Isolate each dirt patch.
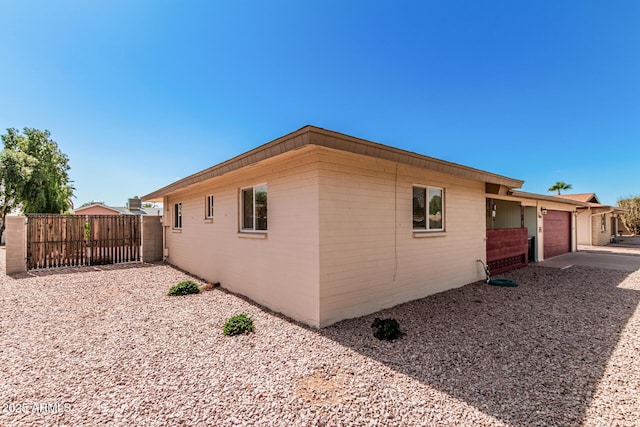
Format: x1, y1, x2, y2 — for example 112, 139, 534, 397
295, 370, 354, 406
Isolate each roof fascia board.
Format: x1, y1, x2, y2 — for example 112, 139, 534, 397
143, 125, 523, 200
509, 190, 590, 207
308, 128, 523, 188
142, 127, 311, 201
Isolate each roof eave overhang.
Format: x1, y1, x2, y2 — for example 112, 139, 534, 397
582, 204, 626, 213
508, 190, 591, 207
142, 126, 523, 201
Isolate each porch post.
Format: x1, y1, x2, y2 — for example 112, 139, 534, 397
571, 211, 578, 252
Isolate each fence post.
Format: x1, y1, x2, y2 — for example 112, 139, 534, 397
141, 216, 163, 262
5, 216, 27, 274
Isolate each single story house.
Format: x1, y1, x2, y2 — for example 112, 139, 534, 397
143, 125, 577, 327
74, 198, 162, 216
74, 203, 123, 215
556, 193, 625, 245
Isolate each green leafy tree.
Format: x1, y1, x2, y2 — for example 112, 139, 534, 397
0, 145, 36, 238
548, 181, 573, 195
429, 194, 442, 215
618, 196, 640, 235
1, 128, 74, 237
79, 200, 104, 208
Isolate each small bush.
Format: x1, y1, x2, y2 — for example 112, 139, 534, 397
167, 280, 200, 296
371, 317, 403, 341
223, 313, 255, 336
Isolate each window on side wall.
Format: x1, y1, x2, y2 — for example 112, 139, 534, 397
413, 186, 444, 231
173, 203, 182, 229
241, 184, 267, 231
601, 214, 606, 232
205, 195, 214, 219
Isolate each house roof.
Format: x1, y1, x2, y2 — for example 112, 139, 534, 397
74, 203, 162, 216
111, 206, 163, 216
74, 203, 122, 214
508, 190, 592, 207
142, 125, 524, 201
556, 193, 600, 203
556, 193, 625, 212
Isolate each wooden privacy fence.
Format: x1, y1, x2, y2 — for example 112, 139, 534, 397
27, 214, 141, 269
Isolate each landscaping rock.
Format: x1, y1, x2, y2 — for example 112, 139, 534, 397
1, 262, 639, 426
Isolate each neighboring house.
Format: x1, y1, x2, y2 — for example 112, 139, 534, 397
143, 125, 531, 328
556, 193, 625, 245
74, 203, 123, 215
74, 199, 162, 216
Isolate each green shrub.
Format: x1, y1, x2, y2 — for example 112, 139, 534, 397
223, 313, 255, 336
167, 280, 200, 296
371, 317, 403, 341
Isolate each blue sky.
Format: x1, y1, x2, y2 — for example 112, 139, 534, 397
1, 1, 638, 207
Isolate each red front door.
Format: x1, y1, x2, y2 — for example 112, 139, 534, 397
543, 210, 571, 258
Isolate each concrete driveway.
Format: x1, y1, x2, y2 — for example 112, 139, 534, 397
540, 247, 640, 271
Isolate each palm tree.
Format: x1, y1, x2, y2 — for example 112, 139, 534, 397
548, 181, 573, 195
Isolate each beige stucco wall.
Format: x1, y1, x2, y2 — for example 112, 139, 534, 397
577, 209, 616, 246
591, 212, 613, 246
163, 147, 321, 327
158, 145, 539, 328
487, 199, 521, 230
316, 148, 487, 326
576, 210, 591, 245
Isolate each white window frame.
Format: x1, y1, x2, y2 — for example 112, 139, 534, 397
412, 185, 445, 232
240, 183, 267, 232
173, 202, 182, 229
205, 195, 214, 219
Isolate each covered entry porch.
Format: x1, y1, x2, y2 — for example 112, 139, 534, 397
486, 198, 534, 274
485, 190, 585, 274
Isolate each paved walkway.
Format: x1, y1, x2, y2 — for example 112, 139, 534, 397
611, 235, 640, 248
540, 246, 640, 272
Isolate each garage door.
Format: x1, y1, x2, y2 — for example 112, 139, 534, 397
544, 210, 571, 258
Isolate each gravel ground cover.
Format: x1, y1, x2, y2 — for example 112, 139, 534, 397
1, 260, 639, 426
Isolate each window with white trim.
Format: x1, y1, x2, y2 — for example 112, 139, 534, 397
413, 186, 444, 231
241, 184, 267, 231
173, 203, 182, 229
205, 195, 214, 219
601, 214, 606, 232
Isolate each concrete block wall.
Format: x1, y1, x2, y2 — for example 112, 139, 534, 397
142, 216, 163, 262
5, 216, 27, 274
486, 228, 528, 261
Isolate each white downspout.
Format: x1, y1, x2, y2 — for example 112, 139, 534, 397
163, 196, 169, 262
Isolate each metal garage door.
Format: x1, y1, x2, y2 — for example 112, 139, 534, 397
543, 210, 571, 258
